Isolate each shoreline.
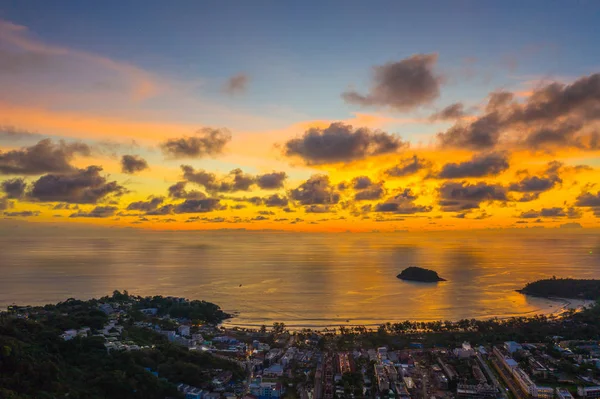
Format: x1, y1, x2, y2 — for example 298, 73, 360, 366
221, 296, 595, 332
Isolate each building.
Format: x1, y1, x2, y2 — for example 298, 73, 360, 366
512, 367, 553, 399
454, 342, 476, 358
456, 383, 497, 399
263, 363, 284, 377
578, 386, 600, 399
378, 347, 388, 360
556, 388, 575, 399
374, 364, 390, 392
250, 382, 282, 399
160, 330, 176, 342
98, 303, 114, 315
178, 325, 191, 337
61, 327, 90, 341
177, 383, 205, 399
504, 341, 523, 354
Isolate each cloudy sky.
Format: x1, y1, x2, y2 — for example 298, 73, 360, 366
1, 1, 600, 231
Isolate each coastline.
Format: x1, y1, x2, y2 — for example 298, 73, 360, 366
221, 295, 595, 332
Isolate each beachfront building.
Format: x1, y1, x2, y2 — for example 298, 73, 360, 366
578, 387, 600, 399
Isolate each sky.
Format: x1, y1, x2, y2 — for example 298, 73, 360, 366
1, 1, 600, 232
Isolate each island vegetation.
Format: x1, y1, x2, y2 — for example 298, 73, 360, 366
397, 266, 446, 282
518, 277, 600, 300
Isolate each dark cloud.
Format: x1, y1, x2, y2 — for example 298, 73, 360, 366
305, 205, 334, 213
0, 138, 91, 175
437, 112, 502, 150
283, 122, 406, 164
352, 176, 373, 190
509, 175, 561, 194
224, 73, 249, 95
1, 178, 27, 199
385, 155, 432, 177
486, 91, 514, 112
264, 194, 289, 207
146, 205, 175, 216
256, 172, 287, 189
523, 120, 587, 149
160, 127, 231, 159
181, 165, 257, 193
438, 181, 508, 211
126, 197, 164, 212
167, 181, 206, 200
342, 53, 441, 111
438, 74, 600, 150
173, 198, 223, 213
429, 103, 466, 121
507, 162, 563, 201
4, 210, 40, 217
69, 206, 118, 218
290, 175, 341, 205
215, 169, 255, 192
351, 176, 385, 201
438, 152, 510, 178
519, 207, 567, 219
30, 166, 126, 204
258, 210, 275, 216
0, 125, 42, 141
120, 155, 149, 174
373, 188, 431, 214
575, 191, 600, 207
181, 165, 217, 188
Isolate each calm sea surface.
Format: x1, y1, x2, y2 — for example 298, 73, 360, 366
1, 223, 599, 328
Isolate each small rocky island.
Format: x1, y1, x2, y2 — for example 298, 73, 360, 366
397, 266, 446, 282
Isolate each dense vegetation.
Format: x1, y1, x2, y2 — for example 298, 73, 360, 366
0, 316, 181, 399
0, 292, 241, 399
397, 266, 446, 282
518, 278, 600, 300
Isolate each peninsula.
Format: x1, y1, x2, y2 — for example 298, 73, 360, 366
518, 277, 600, 300
397, 266, 446, 282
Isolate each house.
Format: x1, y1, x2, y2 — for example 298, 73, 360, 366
178, 325, 191, 337
160, 330, 176, 342
263, 364, 284, 377
98, 303, 114, 314
504, 341, 523, 354
177, 383, 205, 399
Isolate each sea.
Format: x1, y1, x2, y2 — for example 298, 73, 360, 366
1, 222, 599, 329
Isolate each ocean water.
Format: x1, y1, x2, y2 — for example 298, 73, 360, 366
1, 223, 599, 328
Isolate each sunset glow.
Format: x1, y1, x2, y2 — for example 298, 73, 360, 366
1, 3, 600, 232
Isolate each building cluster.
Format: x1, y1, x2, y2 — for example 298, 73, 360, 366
49, 299, 600, 399
492, 340, 600, 399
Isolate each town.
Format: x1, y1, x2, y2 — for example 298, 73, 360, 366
3, 291, 600, 399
